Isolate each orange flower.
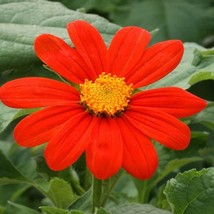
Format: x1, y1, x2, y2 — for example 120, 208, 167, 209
0, 20, 206, 180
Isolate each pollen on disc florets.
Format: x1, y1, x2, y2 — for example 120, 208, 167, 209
80, 72, 133, 117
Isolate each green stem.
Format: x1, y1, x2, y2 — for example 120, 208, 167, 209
92, 176, 102, 213
138, 180, 149, 203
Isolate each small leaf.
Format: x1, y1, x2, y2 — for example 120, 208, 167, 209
192, 49, 214, 67
189, 71, 214, 85
192, 102, 214, 131
40, 206, 69, 214
0, 150, 29, 185
110, 203, 171, 214
13, 108, 40, 121
40, 206, 85, 214
35, 156, 85, 195
164, 168, 214, 214
68, 188, 92, 212
69, 211, 85, 214
95, 207, 110, 214
47, 178, 76, 209
6, 201, 40, 214
0, 103, 18, 133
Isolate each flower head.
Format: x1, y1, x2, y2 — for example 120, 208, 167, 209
0, 20, 206, 180
80, 72, 133, 116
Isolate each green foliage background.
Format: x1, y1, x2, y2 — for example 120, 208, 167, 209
0, 0, 213, 214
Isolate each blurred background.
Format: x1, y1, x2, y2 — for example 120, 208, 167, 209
49, 0, 214, 47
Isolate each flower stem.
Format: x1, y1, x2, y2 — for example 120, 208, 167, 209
92, 176, 102, 213
138, 180, 149, 203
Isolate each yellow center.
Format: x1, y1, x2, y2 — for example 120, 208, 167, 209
80, 72, 133, 117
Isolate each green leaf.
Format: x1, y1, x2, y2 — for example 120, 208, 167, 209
0, 184, 29, 207
47, 178, 76, 209
6, 201, 40, 214
69, 211, 85, 214
192, 102, 214, 131
0, 150, 29, 185
188, 71, 214, 85
189, 49, 214, 84
155, 157, 202, 185
49, 0, 120, 13
112, 173, 138, 200
40, 206, 69, 214
0, 63, 59, 85
13, 108, 40, 121
95, 207, 110, 214
155, 185, 171, 211
152, 131, 208, 185
0, 103, 18, 133
35, 156, 85, 195
137, 132, 209, 204
145, 43, 214, 90
35, 156, 60, 179
110, 0, 214, 45
110, 203, 171, 214
164, 168, 214, 214
0, 0, 119, 84
40, 206, 85, 214
9, 147, 37, 180
68, 188, 92, 212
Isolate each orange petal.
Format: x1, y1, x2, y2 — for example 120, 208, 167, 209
131, 87, 207, 118
34, 34, 92, 83
0, 77, 79, 108
127, 40, 184, 88
45, 111, 94, 171
125, 106, 191, 150
108, 26, 150, 77
116, 117, 158, 180
14, 104, 82, 147
67, 20, 108, 79
86, 118, 123, 180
